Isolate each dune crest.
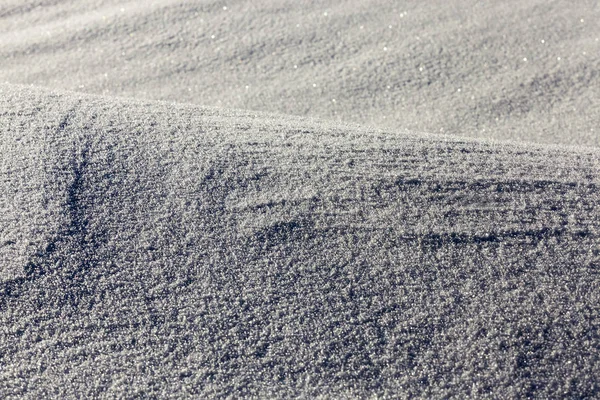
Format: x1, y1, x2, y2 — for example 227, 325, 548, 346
1, 84, 599, 398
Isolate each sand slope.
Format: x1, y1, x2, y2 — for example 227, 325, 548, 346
1, 84, 599, 398
1, 0, 599, 146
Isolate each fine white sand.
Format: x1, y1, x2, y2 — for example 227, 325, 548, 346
1, 1, 600, 398
1, 0, 598, 146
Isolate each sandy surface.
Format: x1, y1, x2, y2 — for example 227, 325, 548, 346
1, 1, 600, 399
1, 0, 599, 146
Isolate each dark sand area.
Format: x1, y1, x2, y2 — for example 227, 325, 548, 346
1, 1, 600, 398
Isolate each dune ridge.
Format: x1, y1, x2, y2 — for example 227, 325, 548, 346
1, 84, 599, 398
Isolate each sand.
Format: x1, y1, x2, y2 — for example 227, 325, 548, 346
1, 1, 600, 398
1, 0, 599, 146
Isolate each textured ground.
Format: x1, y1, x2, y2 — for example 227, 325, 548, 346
0, 0, 599, 146
1, 1, 600, 399
2, 84, 600, 398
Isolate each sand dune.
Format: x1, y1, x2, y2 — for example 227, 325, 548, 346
2, 0, 600, 398
1, 84, 599, 397
1, 0, 599, 146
